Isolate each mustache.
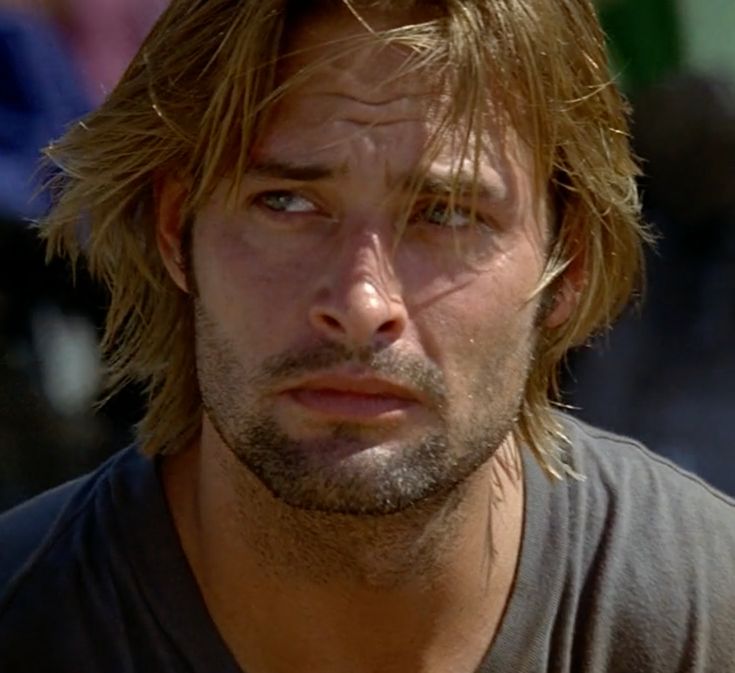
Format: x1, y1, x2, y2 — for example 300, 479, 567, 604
249, 342, 448, 410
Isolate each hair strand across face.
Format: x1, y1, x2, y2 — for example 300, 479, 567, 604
40, 0, 651, 474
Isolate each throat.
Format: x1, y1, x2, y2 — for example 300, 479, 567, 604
222, 446, 491, 587
266, 490, 470, 588
162, 436, 524, 673
163, 429, 525, 587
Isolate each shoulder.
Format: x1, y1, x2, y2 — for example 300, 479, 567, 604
0, 447, 153, 670
560, 413, 735, 521
0, 475, 95, 592
557, 414, 735, 669
559, 412, 735, 564
0, 447, 139, 602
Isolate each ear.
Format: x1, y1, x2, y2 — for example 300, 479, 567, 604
155, 175, 190, 293
543, 252, 585, 329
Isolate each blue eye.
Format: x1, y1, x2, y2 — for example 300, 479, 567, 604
421, 203, 473, 228
258, 191, 318, 214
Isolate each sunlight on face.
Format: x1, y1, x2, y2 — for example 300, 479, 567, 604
190, 9, 549, 514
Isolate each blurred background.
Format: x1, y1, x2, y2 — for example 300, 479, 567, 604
0, 0, 733, 510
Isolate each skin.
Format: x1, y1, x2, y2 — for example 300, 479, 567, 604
157, 8, 575, 673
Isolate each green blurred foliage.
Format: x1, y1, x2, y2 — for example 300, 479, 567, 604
597, 0, 683, 92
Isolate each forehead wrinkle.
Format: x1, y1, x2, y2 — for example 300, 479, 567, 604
297, 86, 431, 129
249, 137, 512, 206
280, 29, 436, 113
320, 92, 427, 122
323, 90, 425, 107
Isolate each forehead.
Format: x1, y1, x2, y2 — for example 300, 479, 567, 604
277, 8, 440, 116
253, 8, 523, 181
282, 2, 440, 66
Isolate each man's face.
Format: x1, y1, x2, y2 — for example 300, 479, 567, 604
171, 11, 558, 515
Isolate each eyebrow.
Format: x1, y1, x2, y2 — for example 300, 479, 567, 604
246, 159, 507, 203
415, 173, 507, 203
246, 159, 340, 182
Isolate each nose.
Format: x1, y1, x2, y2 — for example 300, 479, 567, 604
308, 231, 408, 349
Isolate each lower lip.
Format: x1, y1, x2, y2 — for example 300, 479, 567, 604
285, 389, 415, 420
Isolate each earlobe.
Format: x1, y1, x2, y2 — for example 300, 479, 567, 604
155, 175, 190, 293
543, 254, 585, 329
544, 279, 578, 329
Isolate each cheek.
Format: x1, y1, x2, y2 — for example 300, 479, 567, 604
396, 224, 543, 309
401, 243, 533, 331
192, 222, 317, 343
194, 219, 309, 298
416, 293, 539, 431
407, 256, 542, 381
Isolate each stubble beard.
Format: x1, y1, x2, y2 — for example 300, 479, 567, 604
194, 301, 533, 519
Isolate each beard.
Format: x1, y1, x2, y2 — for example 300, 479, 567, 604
194, 302, 533, 517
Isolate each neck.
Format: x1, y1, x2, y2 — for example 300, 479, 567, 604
163, 422, 524, 673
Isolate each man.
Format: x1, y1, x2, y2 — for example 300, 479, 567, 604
1, 1, 733, 672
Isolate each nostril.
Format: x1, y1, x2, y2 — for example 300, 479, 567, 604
378, 318, 401, 335
308, 285, 408, 346
320, 314, 344, 331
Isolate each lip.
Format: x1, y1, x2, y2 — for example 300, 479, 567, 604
276, 372, 422, 421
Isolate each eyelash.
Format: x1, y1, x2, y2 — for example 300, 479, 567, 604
413, 202, 477, 229
253, 190, 488, 230
255, 191, 319, 214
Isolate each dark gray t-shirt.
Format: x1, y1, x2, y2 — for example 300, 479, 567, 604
1, 415, 734, 672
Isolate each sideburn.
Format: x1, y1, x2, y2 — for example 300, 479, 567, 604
181, 213, 197, 297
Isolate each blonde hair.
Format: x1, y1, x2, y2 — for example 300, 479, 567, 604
42, 0, 649, 475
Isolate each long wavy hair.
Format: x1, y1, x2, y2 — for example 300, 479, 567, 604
42, 0, 649, 476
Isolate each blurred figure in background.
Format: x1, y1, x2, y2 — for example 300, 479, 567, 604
569, 73, 735, 496
0, 0, 166, 102
0, 2, 95, 509
0, 213, 109, 509
0, 0, 161, 508
0, 2, 89, 218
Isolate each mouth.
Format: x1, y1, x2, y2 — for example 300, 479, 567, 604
277, 372, 422, 422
